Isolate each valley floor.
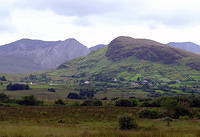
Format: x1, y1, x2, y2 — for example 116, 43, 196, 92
0, 106, 200, 137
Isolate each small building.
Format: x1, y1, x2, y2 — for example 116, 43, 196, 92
131, 82, 139, 86
84, 81, 90, 84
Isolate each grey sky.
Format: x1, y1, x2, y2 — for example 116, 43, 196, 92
0, 0, 200, 47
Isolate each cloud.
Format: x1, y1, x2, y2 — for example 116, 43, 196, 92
17, 0, 119, 16
0, 0, 200, 46
5, 0, 200, 27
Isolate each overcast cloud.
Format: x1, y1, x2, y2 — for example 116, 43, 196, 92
0, 0, 200, 47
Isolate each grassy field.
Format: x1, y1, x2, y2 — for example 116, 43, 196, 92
0, 106, 199, 137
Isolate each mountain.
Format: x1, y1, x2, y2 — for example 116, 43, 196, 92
167, 42, 200, 54
43, 36, 200, 83
89, 44, 107, 51
0, 38, 90, 73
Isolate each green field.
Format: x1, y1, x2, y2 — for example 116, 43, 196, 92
0, 106, 199, 137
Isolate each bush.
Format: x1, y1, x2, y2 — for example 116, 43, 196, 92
138, 109, 160, 119
81, 100, 93, 106
79, 89, 95, 99
179, 115, 190, 120
17, 95, 43, 106
130, 99, 138, 106
141, 101, 160, 107
118, 114, 138, 130
48, 88, 56, 92
7, 83, 30, 91
93, 100, 103, 106
101, 97, 108, 100
54, 99, 65, 105
115, 99, 138, 107
67, 93, 81, 99
0, 93, 9, 102
0, 76, 6, 81
173, 106, 192, 119
81, 100, 103, 106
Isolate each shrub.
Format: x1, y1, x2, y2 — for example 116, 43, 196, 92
173, 106, 192, 119
79, 89, 95, 99
17, 95, 43, 106
138, 109, 160, 119
101, 97, 108, 100
67, 93, 81, 99
81, 100, 103, 106
7, 83, 30, 91
93, 100, 103, 106
48, 88, 56, 92
0, 93, 9, 102
195, 112, 200, 119
118, 114, 138, 130
81, 100, 93, 106
179, 115, 190, 120
130, 99, 138, 106
115, 99, 138, 107
0, 76, 6, 81
141, 101, 160, 107
54, 99, 65, 105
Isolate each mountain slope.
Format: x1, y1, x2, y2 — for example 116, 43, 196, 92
45, 36, 200, 84
167, 42, 200, 53
106, 36, 189, 64
0, 38, 90, 73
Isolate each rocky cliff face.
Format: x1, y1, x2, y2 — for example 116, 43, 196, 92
0, 38, 90, 73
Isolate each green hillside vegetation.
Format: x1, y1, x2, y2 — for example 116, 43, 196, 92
25, 37, 198, 98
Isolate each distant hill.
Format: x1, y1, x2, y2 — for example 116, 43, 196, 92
167, 42, 200, 54
89, 44, 107, 51
43, 36, 200, 82
0, 38, 90, 73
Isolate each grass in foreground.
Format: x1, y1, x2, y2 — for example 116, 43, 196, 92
0, 106, 199, 137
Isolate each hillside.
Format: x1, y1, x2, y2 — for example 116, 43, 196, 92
28, 36, 199, 97
0, 38, 90, 73
56, 36, 200, 77
167, 42, 200, 54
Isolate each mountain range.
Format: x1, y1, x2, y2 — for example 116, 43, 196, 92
167, 42, 200, 54
0, 38, 90, 73
1, 36, 200, 74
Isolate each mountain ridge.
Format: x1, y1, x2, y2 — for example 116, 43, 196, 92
0, 38, 90, 73
167, 42, 200, 54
